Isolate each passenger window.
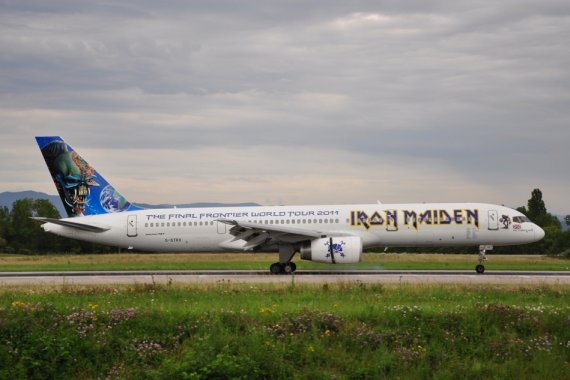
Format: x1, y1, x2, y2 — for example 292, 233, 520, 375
292, 220, 295, 224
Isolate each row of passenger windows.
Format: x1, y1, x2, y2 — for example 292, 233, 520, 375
144, 218, 343, 228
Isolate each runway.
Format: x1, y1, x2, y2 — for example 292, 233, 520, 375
1, 270, 570, 285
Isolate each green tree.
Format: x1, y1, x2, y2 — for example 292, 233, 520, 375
521, 188, 560, 229
33, 199, 61, 219
0, 206, 8, 250
565, 215, 570, 228
527, 189, 547, 219
6, 198, 67, 254
9, 198, 43, 253
32, 199, 63, 253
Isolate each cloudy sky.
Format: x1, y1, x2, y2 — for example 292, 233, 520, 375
1, 1, 569, 213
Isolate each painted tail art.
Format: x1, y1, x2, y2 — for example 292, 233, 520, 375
35, 136, 143, 217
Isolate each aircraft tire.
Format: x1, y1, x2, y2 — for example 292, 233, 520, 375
283, 262, 298, 274
270, 262, 283, 274
475, 264, 485, 274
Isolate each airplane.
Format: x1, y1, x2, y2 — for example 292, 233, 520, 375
33, 136, 545, 274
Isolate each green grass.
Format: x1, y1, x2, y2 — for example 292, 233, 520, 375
1, 252, 569, 272
0, 283, 569, 379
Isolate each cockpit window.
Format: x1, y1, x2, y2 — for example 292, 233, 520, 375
513, 216, 531, 223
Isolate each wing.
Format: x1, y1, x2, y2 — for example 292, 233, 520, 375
217, 219, 352, 250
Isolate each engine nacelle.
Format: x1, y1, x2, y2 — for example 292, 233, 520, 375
300, 237, 362, 264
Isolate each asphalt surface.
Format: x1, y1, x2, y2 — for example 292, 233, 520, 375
1, 270, 569, 285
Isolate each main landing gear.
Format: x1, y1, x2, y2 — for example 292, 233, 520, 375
476, 245, 493, 274
269, 244, 298, 274
270, 262, 297, 274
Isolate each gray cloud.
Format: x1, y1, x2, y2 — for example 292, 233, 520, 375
1, 1, 568, 212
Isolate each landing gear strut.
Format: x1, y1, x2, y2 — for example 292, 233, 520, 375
269, 244, 298, 274
476, 245, 493, 274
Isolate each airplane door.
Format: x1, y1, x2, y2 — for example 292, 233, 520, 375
217, 221, 226, 234
488, 210, 499, 230
127, 215, 138, 237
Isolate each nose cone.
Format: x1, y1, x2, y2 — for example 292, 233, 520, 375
535, 225, 545, 241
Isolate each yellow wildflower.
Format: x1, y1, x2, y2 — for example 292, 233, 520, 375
11, 301, 27, 309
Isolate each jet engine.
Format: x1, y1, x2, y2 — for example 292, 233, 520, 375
300, 237, 362, 264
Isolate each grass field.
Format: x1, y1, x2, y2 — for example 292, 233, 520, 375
1, 252, 569, 272
0, 283, 569, 379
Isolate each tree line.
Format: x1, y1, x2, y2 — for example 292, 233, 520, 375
514, 188, 570, 257
0, 199, 112, 254
0, 189, 568, 256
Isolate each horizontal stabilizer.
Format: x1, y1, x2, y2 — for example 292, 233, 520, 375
31, 217, 110, 233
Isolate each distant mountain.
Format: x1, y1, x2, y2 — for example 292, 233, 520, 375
0, 191, 260, 217
0, 191, 66, 216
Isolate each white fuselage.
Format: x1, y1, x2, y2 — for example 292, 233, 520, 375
41, 203, 544, 252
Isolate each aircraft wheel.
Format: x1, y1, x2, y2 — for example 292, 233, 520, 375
283, 262, 297, 274
270, 262, 283, 274
475, 264, 485, 274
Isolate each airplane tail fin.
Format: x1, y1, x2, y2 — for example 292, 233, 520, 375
35, 136, 143, 217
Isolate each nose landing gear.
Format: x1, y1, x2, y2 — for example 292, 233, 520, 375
476, 245, 493, 274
